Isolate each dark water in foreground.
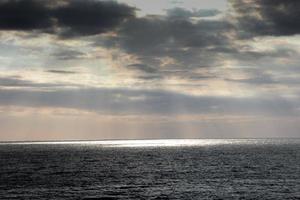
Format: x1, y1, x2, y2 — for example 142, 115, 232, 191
0, 139, 299, 199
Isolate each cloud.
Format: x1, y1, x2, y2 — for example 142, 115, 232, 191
0, 87, 298, 117
100, 14, 234, 74
0, 0, 52, 31
100, 9, 298, 77
53, 0, 135, 37
127, 63, 158, 73
0, 76, 78, 88
226, 74, 277, 85
230, 0, 300, 37
0, 0, 135, 37
51, 49, 86, 60
115, 16, 232, 55
46, 70, 77, 74
0, 76, 63, 88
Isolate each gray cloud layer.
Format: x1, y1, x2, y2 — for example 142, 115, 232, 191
0, 87, 298, 117
98, 1, 300, 75
100, 14, 235, 74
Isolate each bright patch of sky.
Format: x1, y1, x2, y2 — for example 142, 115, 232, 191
117, 0, 228, 16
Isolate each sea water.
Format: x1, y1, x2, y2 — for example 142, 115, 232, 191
0, 139, 299, 199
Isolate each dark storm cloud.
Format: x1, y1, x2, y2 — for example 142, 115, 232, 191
230, 0, 300, 37
0, 0, 51, 30
53, 0, 135, 37
0, 0, 135, 37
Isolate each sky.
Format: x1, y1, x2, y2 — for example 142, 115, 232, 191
0, 0, 300, 141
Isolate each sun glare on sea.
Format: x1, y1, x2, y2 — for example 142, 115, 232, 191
1, 139, 280, 147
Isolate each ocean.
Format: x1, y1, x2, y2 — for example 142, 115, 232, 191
0, 139, 299, 199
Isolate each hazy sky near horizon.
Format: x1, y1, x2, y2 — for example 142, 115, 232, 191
0, 0, 300, 141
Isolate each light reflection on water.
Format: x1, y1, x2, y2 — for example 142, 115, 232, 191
2, 138, 299, 147
0, 138, 299, 199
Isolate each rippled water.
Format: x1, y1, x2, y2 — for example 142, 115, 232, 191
0, 139, 299, 199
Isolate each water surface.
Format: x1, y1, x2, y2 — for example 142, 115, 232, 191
0, 139, 299, 199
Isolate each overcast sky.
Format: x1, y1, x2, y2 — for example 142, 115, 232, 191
0, 0, 300, 141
